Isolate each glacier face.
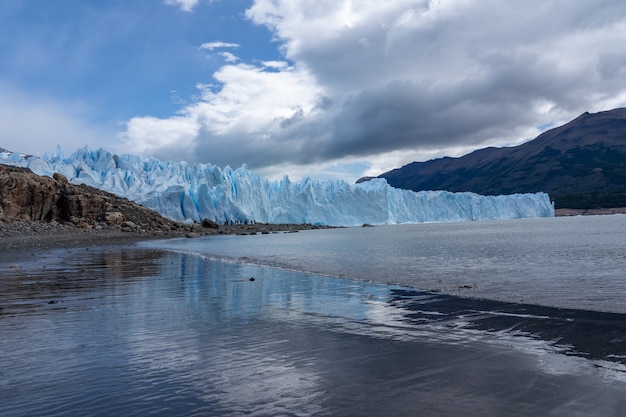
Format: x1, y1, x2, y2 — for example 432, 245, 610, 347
0, 146, 554, 226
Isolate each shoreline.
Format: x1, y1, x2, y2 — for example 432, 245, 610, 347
4, 208, 626, 267
4, 208, 626, 265
0, 219, 333, 265
6, 215, 626, 321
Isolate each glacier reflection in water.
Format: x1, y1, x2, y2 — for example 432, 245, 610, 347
1, 247, 626, 417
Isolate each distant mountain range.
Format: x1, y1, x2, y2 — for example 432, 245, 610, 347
372, 108, 626, 209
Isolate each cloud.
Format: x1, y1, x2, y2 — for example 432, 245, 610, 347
0, 85, 112, 157
120, 61, 324, 169
219, 52, 239, 63
200, 41, 241, 50
122, 0, 626, 180
200, 42, 242, 65
164, 0, 199, 12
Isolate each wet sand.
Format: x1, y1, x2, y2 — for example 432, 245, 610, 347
2, 246, 626, 416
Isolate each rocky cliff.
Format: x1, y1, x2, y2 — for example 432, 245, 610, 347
0, 164, 185, 231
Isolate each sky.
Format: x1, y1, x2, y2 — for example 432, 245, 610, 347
1, 0, 626, 182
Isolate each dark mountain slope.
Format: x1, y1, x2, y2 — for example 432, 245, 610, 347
378, 108, 626, 209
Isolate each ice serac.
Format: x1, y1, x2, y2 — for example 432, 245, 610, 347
0, 146, 555, 226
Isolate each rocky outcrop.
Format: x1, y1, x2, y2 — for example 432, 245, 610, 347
0, 164, 183, 230
1, 165, 64, 221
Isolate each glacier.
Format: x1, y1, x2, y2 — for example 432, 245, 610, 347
0, 146, 554, 226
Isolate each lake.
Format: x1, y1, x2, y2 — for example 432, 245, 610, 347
1, 215, 626, 416
144, 215, 626, 313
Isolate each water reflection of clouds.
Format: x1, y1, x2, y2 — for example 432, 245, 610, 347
4, 247, 626, 416
150, 252, 626, 385
122, 324, 327, 415
116, 253, 326, 415
143, 217, 626, 314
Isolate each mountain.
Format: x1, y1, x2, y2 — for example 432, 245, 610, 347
0, 147, 554, 226
377, 108, 626, 209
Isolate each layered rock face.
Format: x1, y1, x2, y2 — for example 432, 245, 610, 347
0, 164, 177, 229
0, 165, 62, 221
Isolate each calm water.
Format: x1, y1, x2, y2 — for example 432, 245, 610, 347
143, 215, 626, 313
2, 215, 626, 416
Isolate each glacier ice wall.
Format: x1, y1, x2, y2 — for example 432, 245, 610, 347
0, 146, 554, 225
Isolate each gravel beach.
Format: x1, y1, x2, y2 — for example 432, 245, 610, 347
0, 217, 332, 265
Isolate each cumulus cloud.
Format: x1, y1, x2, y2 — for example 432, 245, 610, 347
123, 0, 626, 180
164, 0, 199, 13
120, 61, 324, 168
